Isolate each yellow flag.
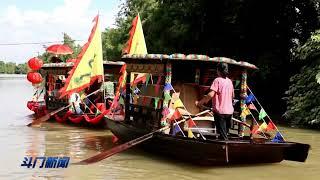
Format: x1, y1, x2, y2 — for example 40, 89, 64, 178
240, 106, 251, 117
60, 15, 103, 98
123, 14, 148, 54
258, 122, 268, 132
173, 99, 184, 109
188, 129, 195, 138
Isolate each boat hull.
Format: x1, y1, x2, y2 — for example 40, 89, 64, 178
105, 117, 310, 165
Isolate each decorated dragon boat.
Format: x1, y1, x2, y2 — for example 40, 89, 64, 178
26, 60, 124, 127
26, 15, 125, 128
99, 53, 310, 165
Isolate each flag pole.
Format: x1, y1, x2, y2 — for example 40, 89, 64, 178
171, 87, 206, 140
247, 86, 286, 141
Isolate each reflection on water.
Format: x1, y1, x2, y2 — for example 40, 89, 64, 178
0, 78, 320, 180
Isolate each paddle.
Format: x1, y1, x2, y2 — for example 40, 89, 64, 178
27, 89, 101, 127
75, 118, 188, 165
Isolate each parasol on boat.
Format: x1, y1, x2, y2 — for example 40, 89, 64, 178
46, 44, 73, 55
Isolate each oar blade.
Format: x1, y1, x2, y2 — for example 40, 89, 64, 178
75, 134, 154, 165
27, 114, 51, 127
75, 144, 128, 165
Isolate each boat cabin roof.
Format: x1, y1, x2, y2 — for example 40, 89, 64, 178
41, 60, 125, 69
122, 54, 258, 70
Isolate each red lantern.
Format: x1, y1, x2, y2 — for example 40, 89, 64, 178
28, 57, 43, 70
27, 72, 43, 84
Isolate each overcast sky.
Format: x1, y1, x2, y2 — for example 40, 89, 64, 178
0, 0, 122, 63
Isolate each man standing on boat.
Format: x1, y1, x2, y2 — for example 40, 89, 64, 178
196, 63, 234, 140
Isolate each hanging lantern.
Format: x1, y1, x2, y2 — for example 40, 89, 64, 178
27, 72, 43, 84
27, 57, 43, 70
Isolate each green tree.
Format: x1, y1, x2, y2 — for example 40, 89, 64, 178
284, 30, 320, 128
15, 63, 27, 74
0, 61, 5, 73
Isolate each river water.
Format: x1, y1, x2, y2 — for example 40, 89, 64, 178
0, 77, 319, 180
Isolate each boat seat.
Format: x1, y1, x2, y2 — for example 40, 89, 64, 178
192, 116, 215, 121
189, 127, 217, 136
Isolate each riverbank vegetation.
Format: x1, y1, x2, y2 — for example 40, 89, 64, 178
0, 61, 27, 74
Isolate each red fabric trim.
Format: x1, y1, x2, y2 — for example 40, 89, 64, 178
84, 109, 109, 124
54, 110, 73, 123
131, 75, 147, 85
122, 15, 139, 54
68, 115, 84, 123
59, 15, 101, 98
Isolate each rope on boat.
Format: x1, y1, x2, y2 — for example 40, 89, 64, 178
247, 86, 286, 141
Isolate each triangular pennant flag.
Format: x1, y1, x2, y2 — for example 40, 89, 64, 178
235, 80, 240, 88
245, 93, 255, 104
119, 96, 125, 106
173, 99, 184, 109
266, 121, 276, 131
171, 123, 180, 136
169, 109, 182, 121
164, 92, 171, 101
95, 109, 101, 116
164, 83, 173, 91
251, 125, 260, 134
133, 87, 140, 94
271, 132, 284, 143
259, 108, 267, 120
59, 15, 103, 98
122, 14, 148, 54
248, 103, 257, 110
257, 122, 268, 132
145, 74, 151, 86
154, 97, 159, 109
241, 106, 251, 117
162, 108, 170, 116
188, 129, 195, 138
132, 73, 148, 85
188, 118, 196, 128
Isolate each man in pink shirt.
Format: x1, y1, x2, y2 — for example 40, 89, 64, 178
196, 63, 234, 140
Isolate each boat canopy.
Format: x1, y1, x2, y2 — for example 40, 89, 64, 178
41, 61, 125, 69
122, 54, 258, 70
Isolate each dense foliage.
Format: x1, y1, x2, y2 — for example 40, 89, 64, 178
284, 30, 320, 128
103, 0, 319, 122
0, 61, 27, 74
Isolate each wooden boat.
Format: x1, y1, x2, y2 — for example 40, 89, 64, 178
27, 61, 124, 128
104, 53, 310, 165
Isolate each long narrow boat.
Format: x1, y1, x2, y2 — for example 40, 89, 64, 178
105, 117, 309, 165
105, 54, 310, 165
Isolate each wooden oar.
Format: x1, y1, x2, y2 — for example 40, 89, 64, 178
27, 89, 101, 127
27, 105, 71, 127
75, 118, 188, 165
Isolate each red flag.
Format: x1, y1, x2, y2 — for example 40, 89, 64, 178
248, 103, 257, 110
188, 118, 196, 128
266, 121, 276, 131
169, 109, 182, 121
251, 125, 259, 134
120, 64, 126, 73
112, 135, 119, 143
